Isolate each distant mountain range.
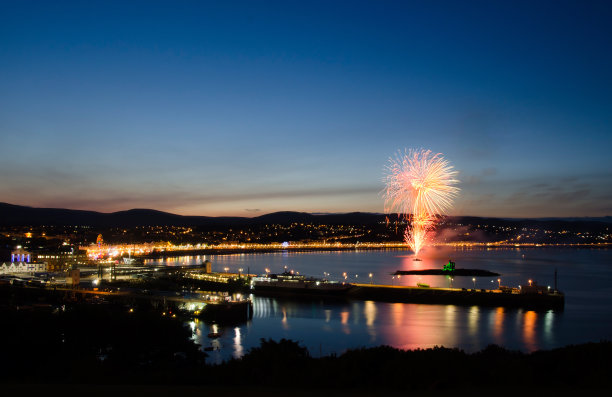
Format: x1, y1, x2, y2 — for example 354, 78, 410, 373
0, 202, 384, 227
0, 202, 610, 227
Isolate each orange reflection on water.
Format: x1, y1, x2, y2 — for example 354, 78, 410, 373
364, 301, 377, 326
340, 311, 351, 335
364, 300, 377, 340
492, 307, 505, 344
281, 308, 289, 330
379, 303, 459, 350
523, 310, 537, 351
340, 311, 350, 325
467, 306, 480, 335
390, 303, 405, 326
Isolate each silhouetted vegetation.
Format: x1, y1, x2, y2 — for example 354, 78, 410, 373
1, 300, 611, 390
0, 304, 205, 384
207, 340, 612, 390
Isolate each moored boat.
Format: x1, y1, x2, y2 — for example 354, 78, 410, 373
251, 271, 352, 295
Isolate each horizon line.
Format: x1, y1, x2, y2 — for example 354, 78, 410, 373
1, 202, 609, 221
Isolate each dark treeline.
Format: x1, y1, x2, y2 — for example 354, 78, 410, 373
1, 303, 610, 391
212, 339, 612, 390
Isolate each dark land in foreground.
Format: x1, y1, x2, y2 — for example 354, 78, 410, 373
1, 286, 608, 393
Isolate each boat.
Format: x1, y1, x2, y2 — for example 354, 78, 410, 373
252, 271, 353, 295
121, 252, 144, 265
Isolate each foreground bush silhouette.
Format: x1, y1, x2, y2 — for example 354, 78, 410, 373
0, 304, 206, 383
206, 339, 612, 390
1, 302, 611, 390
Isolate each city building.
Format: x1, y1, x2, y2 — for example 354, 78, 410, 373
11, 247, 32, 263
34, 246, 87, 272
0, 262, 47, 274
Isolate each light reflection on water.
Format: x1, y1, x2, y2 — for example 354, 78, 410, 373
156, 247, 612, 364
233, 327, 243, 358
492, 307, 505, 345
195, 296, 562, 364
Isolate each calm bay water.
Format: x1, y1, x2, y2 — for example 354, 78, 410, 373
146, 247, 612, 364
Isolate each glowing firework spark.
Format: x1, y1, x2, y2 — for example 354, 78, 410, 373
383, 149, 459, 256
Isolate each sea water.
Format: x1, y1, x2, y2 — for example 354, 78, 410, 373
147, 247, 612, 363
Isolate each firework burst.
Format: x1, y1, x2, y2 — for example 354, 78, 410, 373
383, 149, 459, 256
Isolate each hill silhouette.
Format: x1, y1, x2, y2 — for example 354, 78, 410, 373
0, 202, 384, 227
0, 203, 609, 233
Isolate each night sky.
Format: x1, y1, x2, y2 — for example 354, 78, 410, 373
1, 1, 611, 217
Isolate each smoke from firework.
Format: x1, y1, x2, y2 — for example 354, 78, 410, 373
383, 149, 460, 256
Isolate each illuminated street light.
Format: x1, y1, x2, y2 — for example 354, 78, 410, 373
369, 273, 373, 284
497, 278, 501, 288
472, 277, 476, 289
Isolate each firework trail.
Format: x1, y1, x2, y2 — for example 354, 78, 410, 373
383, 149, 459, 256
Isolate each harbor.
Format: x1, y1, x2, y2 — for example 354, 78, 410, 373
1, 246, 604, 365
242, 259, 564, 309
1, 252, 565, 323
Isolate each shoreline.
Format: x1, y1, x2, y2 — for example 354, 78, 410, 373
138, 242, 611, 260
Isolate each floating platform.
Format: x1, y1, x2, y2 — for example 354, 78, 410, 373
393, 269, 500, 277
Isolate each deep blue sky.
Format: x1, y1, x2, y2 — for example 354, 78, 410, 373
1, 0, 611, 217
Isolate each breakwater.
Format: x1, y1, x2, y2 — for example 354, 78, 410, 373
251, 283, 564, 309
346, 283, 564, 309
